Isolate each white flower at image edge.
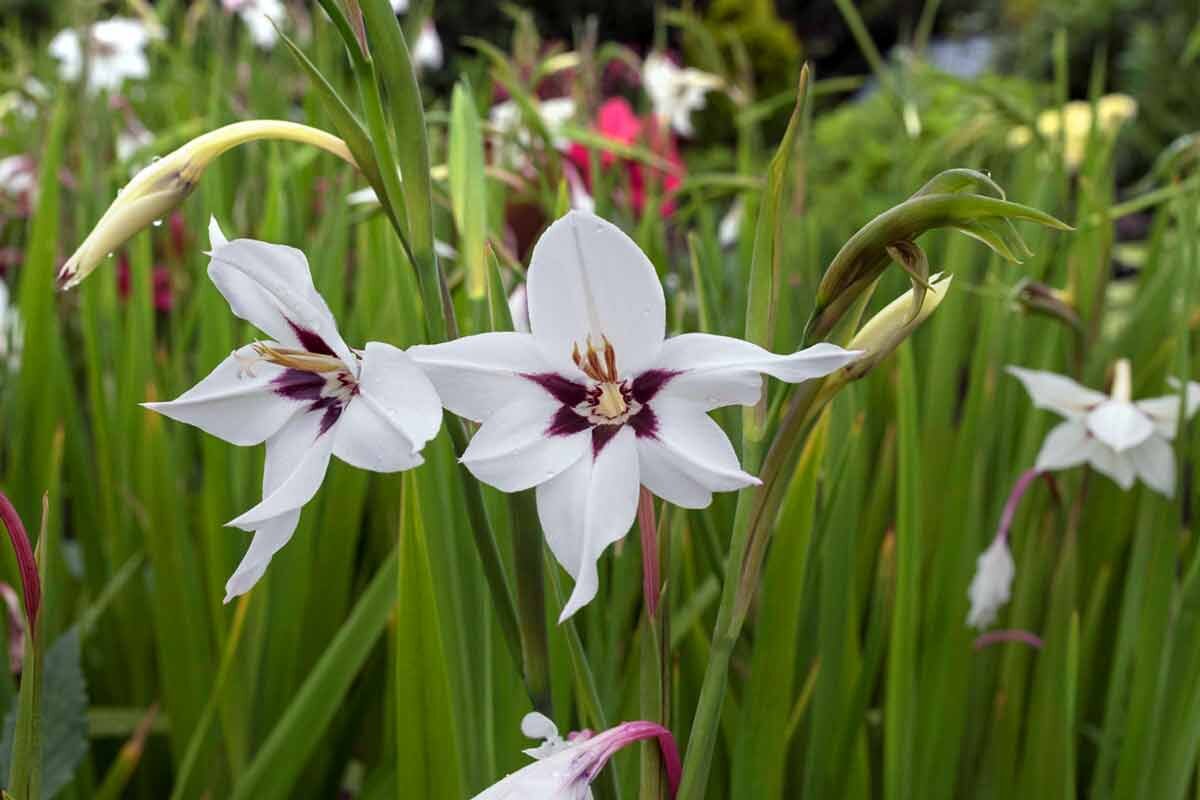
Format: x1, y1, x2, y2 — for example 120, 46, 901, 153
49, 17, 161, 95
472, 712, 674, 799
410, 211, 859, 620
966, 536, 1014, 630
1009, 361, 1200, 497
223, 0, 288, 49
642, 52, 723, 138
144, 220, 442, 600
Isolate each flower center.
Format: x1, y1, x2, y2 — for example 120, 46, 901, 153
572, 335, 637, 423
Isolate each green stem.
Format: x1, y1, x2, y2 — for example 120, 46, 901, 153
511, 491, 552, 715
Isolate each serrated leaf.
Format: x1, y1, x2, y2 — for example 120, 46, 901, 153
0, 628, 88, 800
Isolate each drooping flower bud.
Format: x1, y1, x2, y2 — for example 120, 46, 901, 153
838, 272, 953, 382
0, 491, 40, 639
58, 121, 356, 290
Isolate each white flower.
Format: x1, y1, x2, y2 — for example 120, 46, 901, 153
967, 536, 1014, 630
49, 17, 160, 95
1009, 360, 1199, 497
0, 155, 36, 201
489, 97, 577, 167
223, 0, 287, 49
413, 21, 443, 71
472, 712, 679, 800
144, 220, 442, 600
391, 0, 410, 13
410, 212, 859, 619
717, 197, 744, 248
642, 52, 723, 138
0, 279, 22, 372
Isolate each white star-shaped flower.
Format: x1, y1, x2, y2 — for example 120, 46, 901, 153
145, 220, 442, 600
1009, 360, 1199, 497
411, 211, 858, 619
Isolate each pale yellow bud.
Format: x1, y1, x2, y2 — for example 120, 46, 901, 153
840, 272, 953, 381
58, 120, 356, 290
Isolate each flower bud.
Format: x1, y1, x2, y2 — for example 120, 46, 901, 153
839, 272, 953, 381
58, 120, 355, 290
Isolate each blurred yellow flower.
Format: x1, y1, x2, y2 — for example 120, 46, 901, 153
1007, 94, 1137, 169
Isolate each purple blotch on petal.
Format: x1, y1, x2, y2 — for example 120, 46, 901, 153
629, 406, 659, 439
272, 369, 325, 401
631, 370, 680, 405
288, 320, 338, 357
523, 373, 588, 406
591, 424, 622, 457
547, 406, 591, 438
309, 396, 344, 436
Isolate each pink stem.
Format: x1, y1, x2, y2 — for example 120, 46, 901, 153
638, 488, 660, 619
995, 467, 1043, 545
973, 629, 1045, 650
0, 491, 39, 639
586, 721, 683, 797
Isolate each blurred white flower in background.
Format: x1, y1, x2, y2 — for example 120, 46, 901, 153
642, 52, 723, 137
1009, 360, 1199, 497
391, 0, 410, 12
413, 21, 443, 71
489, 96, 576, 167
0, 156, 36, 201
49, 17, 161, 95
718, 197, 744, 248
0, 280, 23, 373
223, 0, 287, 49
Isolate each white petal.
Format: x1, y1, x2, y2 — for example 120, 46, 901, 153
521, 712, 561, 742
49, 30, 82, 82
142, 344, 296, 445
643, 397, 760, 495
1135, 395, 1183, 439
1007, 366, 1106, 419
1128, 435, 1176, 498
228, 410, 335, 530
1086, 400, 1155, 452
461, 398, 590, 492
536, 426, 640, 621
206, 219, 355, 367
654, 335, 859, 410
408, 332, 555, 422
333, 343, 442, 472
966, 537, 1014, 630
1086, 440, 1136, 490
223, 510, 300, 601
527, 211, 665, 376
637, 438, 713, 508
1034, 421, 1093, 472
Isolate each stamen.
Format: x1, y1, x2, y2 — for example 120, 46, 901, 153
602, 336, 618, 383
252, 342, 347, 375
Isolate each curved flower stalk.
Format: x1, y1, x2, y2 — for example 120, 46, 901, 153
472, 712, 682, 799
144, 221, 442, 600
222, 0, 287, 50
49, 17, 161, 95
1008, 360, 1200, 497
967, 467, 1044, 630
642, 53, 724, 138
57, 121, 357, 290
411, 211, 859, 619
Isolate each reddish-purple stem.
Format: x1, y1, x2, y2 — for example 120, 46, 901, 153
637, 488, 660, 619
973, 629, 1045, 650
0, 491, 39, 639
995, 467, 1044, 546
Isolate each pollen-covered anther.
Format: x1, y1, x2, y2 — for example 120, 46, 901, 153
251, 341, 348, 375
573, 335, 621, 383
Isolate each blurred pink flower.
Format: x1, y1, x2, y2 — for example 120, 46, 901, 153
567, 98, 684, 217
